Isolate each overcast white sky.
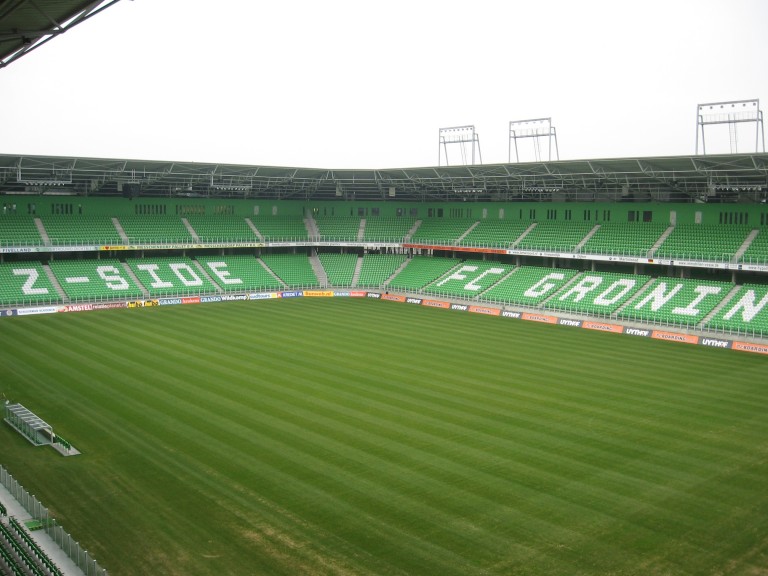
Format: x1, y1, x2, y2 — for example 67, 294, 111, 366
1, 0, 766, 168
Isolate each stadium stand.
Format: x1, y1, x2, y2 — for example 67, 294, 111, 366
315, 217, 361, 242
127, 256, 220, 297
516, 222, 595, 252
40, 216, 122, 246
544, 271, 652, 316
580, 223, 667, 257
0, 517, 62, 576
481, 266, 580, 306
186, 217, 260, 243
196, 255, 282, 291
0, 262, 61, 307
739, 228, 768, 264
409, 220, 475, 245
458, 220, 531, 248
249, 217, 308, 242
386, 256, 461, 291
654, 224, 752, 262
318, 253, 357, 286
118, 216, 194, 244
703, 284, 768, 336
356, 254, 408, 287
260, 254, 319, 287
617, 278, 732, 327
423, 260, 516, 299
363, 218, 415, 243
0, 215, 44, 246
49, 259, 144, 302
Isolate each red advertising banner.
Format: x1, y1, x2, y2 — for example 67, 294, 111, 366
521, 312, 557, 324
582, 321, 624, 334
651, 330, 699, 345
182, 297, 201, 305
469, 306, 501, 316
382, 294, 406, 302
422, 299, 450, 309
732, 341, 768, 355
349, 291, 367, 297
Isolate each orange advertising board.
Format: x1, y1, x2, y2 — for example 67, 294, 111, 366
521, 312, 557, 324
651, 331, 699, 345
582, 321, 624, 333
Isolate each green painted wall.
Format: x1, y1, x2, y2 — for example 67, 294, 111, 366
3, 195, 767, 226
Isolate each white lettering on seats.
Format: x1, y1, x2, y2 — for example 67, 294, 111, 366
436, 265, 478, 287
465, 267, 505, 291
593, 279, 637, 306
723, 289, 768, 322
169, 263, 203, 287
13, 268, 48, 295
558, 275, 603, 302
524, 273, 565, 298
633, 282, 682, 311
206, 261, 243, 285
136, 264, 174, 288
672, 285, 722, 316
96, 265, 130, 290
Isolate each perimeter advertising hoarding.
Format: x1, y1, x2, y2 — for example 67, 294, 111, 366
651, 331, 699, 345
366, 292, 382, 299
469, 306, 500, 316
521, 312, 557, 324
382, 294, 406, 302
582, 321, 624, 334
304, 291, 334, 298
732, 341, 768, 354
422, 300, 450, 309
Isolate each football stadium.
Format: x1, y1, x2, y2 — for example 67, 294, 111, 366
2, 3, 768, 576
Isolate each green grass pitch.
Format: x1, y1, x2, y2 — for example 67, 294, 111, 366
1, 298, 767, 575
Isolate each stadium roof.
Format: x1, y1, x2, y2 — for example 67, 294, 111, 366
0, 0, 123, 68
1, 152, 767, 203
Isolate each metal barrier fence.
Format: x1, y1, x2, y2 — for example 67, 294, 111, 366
0, 464, 108, 576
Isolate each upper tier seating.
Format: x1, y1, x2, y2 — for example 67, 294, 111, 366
315, 217, 361, 242
387, 256, 461, 291
0, 215, 43, 246
516, 222, 595, 252
409, 220, 475, 245
0, 262, 61, 306
119, 217, 194, 244
581, 223, 667, 257
654, 225, 751, 262
127, 256, 220, 297
739, 228, 768, 264
250, 217, 308, 242
617, 278, 732, 327
195, 255, 282, 291
41, 216, 123, 246
186, 217, 260, 243
363, 218, 416, 243
318, 253, 357, 286
458, 220, 531, 248
260, 254, 318, 287
49, 259, 143, 301
544, 271, 652, 315
423, 260, 515, 299
481, 266, 580, 306
356, 254, 407, 287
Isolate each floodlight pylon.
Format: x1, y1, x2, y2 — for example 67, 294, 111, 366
508, 117, 559, 163
695, 99, 765, 155
438, 125, 483, 166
